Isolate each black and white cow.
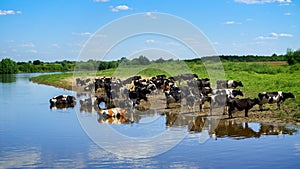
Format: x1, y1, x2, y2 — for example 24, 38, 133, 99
210, 89, 244, 115
164, 86, 182, 108
258, 92, 295, 111
227, 98, 260, 118
49, 95, 76, 109
174, 73, 198, 85
128, 87, 152, 108
212, 89, 244, 99
217, 80, 243, 89
186, 91, 210, 112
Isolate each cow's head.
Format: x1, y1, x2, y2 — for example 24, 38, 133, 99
284, 92, 295, 99
252, 98, 260, 105
232, 89, 244, 97
237, 81, 243, 87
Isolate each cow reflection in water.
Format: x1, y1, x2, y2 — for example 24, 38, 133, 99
165, 112, 297, 139
50, 104, 75, 110
165, 112, 209, 133
98, 114, 133, 124
214, 121, 297, 139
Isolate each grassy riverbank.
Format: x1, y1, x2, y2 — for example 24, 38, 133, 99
29, 61, 300, 124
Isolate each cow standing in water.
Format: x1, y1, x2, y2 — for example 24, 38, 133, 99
50, 95, 76, 106
258, 92, 295, 111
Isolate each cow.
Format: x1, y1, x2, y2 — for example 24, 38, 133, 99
174, 73, 198, 85
98, 107, 127, 118
217, 80, 243, 89
210, 89, 244, 115
258, 92, 295, 111
98, 115, 132, 124
164, 86, 182, 108
227, 98, 260, 118
187, 78, 210, 89
128, 87, 152, 108
122, 76, 142, 86
212, 89, 244, 99
76, 78, 86, 86
49, 95, 76, 106
79, 96, 98, 113
186, 92, 210, 112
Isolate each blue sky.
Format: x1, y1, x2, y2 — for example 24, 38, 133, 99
0, 0, 299, 61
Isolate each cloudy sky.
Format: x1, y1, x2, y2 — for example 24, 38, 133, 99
0, 0, 299, 61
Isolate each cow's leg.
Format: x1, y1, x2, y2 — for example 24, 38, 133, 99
166, 101, 170, 109
277, 102, 281, 110
245, 109, 249, 117
209, 102, 213, 116
223, 105, 228, 115
199, 102, 203, 112
228, 110, 232, 118
259, 104, 263, 111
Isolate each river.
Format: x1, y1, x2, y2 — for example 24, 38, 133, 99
0, 73, 299, 168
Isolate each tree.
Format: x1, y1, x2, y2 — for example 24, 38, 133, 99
154, 57, 165, 63
286, 48, 300, 65
33, 60, 42, 65
0, 58, 18, 74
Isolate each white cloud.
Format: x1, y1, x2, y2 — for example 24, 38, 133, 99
0, 146, 41, 169
20, 42, 35, 48
51, 44, 60, 48
255, 32, 293, 40
110, 5, 131, 12
0, 10, 22, 16
72, 32, 92, 37
26, 49, 38, 53
145, 12, 156, 19
224, 21, 242, 25
284, 12, 292, 15
93, 0, 110, 2
234, 0, 292, 4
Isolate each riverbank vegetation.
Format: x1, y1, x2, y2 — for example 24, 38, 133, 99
1, 48, 300, 74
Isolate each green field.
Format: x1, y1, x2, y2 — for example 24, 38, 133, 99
30, 61, 300, 122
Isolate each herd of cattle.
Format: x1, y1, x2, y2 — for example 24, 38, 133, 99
49, 73, 295, 119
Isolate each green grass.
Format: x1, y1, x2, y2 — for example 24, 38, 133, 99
30, 73, 73, 90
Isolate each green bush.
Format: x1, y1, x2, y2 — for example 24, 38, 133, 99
0, 58, 18, 74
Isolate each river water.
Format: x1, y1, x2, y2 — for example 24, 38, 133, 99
0, 73, 299, 168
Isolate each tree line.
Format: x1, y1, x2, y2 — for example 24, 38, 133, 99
1, 49, 299, 74
0, 59, 75, 74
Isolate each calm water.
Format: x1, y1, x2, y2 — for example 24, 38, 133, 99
1, 73, 300, 168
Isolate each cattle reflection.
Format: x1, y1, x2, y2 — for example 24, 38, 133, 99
165, 112, 210, 132
165, 112, 297, 139
79, 96, 98, 113
98, 114, 133, 125
214, 121, 259, 139
50, 104, 75, 110
214, 121, 297, 139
